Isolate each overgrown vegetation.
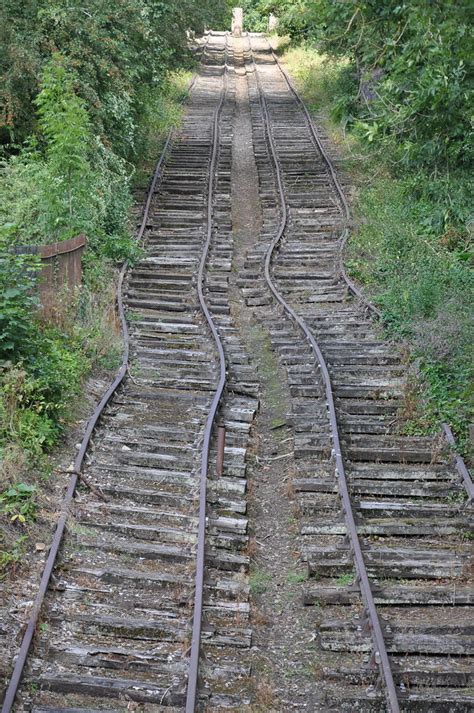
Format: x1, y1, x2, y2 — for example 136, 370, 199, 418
0, 482, 37, 525
0, 1, 233, 571
1, 1, 231, 149
243, 1, 472, 445
250, 569, 273, 596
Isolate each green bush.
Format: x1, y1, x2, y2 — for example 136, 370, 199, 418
0, 0, 233, 148
0, 0, 235, 573
34, 54, 99, 241
240, 1, 272, 32
0, 324, 90, 463
0, 54, 132, 253
0, 482, 37, 525
29, 333, 89, 412
0, 246, 39, 361
0, 384, 60, 463
276, 1, 472, 171
347, 172, 473, 436
0, 52, 180, 467
14, 411, 57, 460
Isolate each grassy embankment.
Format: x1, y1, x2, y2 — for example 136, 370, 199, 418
279, 43, 473, 451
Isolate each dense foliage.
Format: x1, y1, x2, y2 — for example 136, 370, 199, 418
239, 2, 472, 442
0, 0, 233, 248
0, 1, 471, 572
1, 0, 231, 149
244, 1, 472, 171
1, 0, 235, 254
1, 54, 130, 252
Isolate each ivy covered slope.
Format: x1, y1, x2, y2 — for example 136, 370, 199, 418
0, 1, 233, 565
246, 1, 473, 446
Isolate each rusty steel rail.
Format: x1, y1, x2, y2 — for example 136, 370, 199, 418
185, 32, 229, 713
0, 43, 211, 713
2, 233, 129, 713
136, 34, 209, 246
442, 423, 474, 502
269, 41, 473, 501
248, 36, 401, 713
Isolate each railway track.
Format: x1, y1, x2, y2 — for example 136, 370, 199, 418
240, 33, 473, 711
2, 32, 256, 712
1, 30, 472, 713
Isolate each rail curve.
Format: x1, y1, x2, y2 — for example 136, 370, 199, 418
1, 30, 471, 713
267, 39, 472, 503
186, 31, 229, 713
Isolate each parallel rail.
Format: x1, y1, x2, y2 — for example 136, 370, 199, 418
185, 33, 229, 713
1, 105, 163, 713
2, 30, 471, 713
269, 41, 472, 504
246, 32, 472, 712
266, 44, 382, 322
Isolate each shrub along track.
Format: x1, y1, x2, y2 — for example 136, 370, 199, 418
1, 30, 472, 713
240, 33, 473, 712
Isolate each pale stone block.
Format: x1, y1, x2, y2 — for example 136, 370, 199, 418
232, 7, 243, 37
268, 13, 279, 32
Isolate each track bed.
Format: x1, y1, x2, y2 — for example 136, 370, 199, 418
1, 31, 472, 713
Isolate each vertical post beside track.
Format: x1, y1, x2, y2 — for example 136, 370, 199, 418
216, 424, 226, 477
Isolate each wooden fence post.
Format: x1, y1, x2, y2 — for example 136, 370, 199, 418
12, 234, 87, 315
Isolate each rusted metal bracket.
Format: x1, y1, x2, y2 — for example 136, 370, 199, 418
442, 423, 474, 502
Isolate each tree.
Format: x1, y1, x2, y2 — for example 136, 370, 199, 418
34, 54, 98, 241
268, 0, 473, 169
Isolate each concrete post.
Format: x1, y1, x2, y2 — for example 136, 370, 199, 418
268, 13, 279, 33
232, 7, 243, 37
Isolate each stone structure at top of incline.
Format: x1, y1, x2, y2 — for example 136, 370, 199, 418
268, 13, 279, 32
232, 7, 243, 37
